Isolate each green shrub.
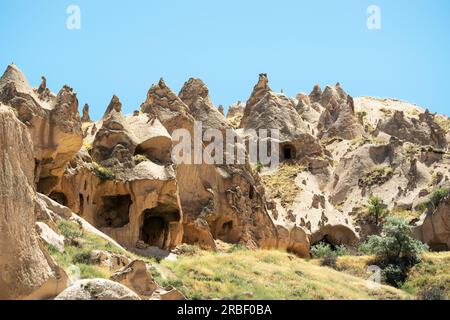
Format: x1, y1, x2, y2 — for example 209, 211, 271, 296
361, 217, 427, 265
72, 251, 92, 264
311, 243, 348, 259
255, 161, 263, 173
382, 264, 407, 287
359, 217, 428, 287
429, 188, 449, 209
91, 162, 115, 181
365, 196, 388, 225
417, 188, 450, 213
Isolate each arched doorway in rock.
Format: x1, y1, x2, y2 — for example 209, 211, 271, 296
281, 144, 296, 161
49, 191, 68, 207
94, 194, 132, 228
213, 217, 238, 243
140, 204, 180, 249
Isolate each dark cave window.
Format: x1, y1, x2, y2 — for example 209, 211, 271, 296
95, 195, 132, 228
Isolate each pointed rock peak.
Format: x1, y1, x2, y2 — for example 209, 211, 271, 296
37, 76, 47, 94
179, 78, 209, 101
255, 73, 270, 91
309, 84, 322, 103
103, 95, 122, 118
81, 103, 91, 122
158, 77, 166, 88
0, 64, 32, 91
141, 78, 189, 115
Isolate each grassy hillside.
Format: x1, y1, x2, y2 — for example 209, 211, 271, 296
153, 248, 410, 300
332, 253, 450, 299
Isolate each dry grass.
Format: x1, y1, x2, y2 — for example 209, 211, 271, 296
328, 252, 450, 300
156, 249, 411, 300
434, 115, 450, 133
402, 252, 450, 299
358, 165, 394, 187
226, 113, 243, 129
261, 163, 305, 206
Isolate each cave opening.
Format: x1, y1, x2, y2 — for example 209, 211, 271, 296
282, 145, 294, 161
140, 204, 180, 248
49, 192, 68, 207
214, 218, 237, 243
95, 195, 131, 228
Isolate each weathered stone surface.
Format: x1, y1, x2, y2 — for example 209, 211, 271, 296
376, 109, 447, 149
141, 78, 278, 249
89, 250, 131, 271
81, 103, 91, 122
55, 279, 141, 300
0, 105, 68, 300
414, 194, 450, 250
0, 65, 83, 195
110, 260, 157, 298
317, 84, 365, 140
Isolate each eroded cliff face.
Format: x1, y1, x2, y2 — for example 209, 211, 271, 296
0, 65, 82, 195
1, 64, 449, 274
140, 78, 278, 250
0, 105, 68, 300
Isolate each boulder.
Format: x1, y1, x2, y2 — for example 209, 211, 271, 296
110, 260, 157, 298
55, 279, 141, 300
414, 194, 450, 250
89, 250, 131, 271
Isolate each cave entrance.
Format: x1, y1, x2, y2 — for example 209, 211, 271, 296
214, 217, 237, 243
49, 192, 68, 207
95, 195, 131, 228
140, 204, 180, 248
282, 144, 295, 161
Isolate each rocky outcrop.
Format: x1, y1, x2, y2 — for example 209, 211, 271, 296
0, 65, 83, 195
55, 279, 141, 300
376, 110, 447, 149
226, 101, 244, 128
414, 194, 450, 250
240, 74, 324, 163
317, 84, 365, 140
140, 78, 278, 249
102, 95, 122, 119
240, 73, 271, 128
81, 103, 91, 122
0, 105, 68, 300
179, 78, 230, 130
53, 103, 182, 250
110, 260, 157, 298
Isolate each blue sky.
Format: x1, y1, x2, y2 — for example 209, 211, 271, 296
1, 0, 449, 119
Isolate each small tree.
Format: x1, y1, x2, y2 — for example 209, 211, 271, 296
366, 196, 388, 225
361, 217, 427, 264
360, 217, 428, 287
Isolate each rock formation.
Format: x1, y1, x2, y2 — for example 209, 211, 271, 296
0, 105, 68, 299
55, 279, 141, 300
0, 64, 83, 195
317, 83, 365, 140
1, 64, 450, 300
414, 194, 450, 250
141, 78, 278, 250
376, 109, 447, 149
81, 103, 91, 122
